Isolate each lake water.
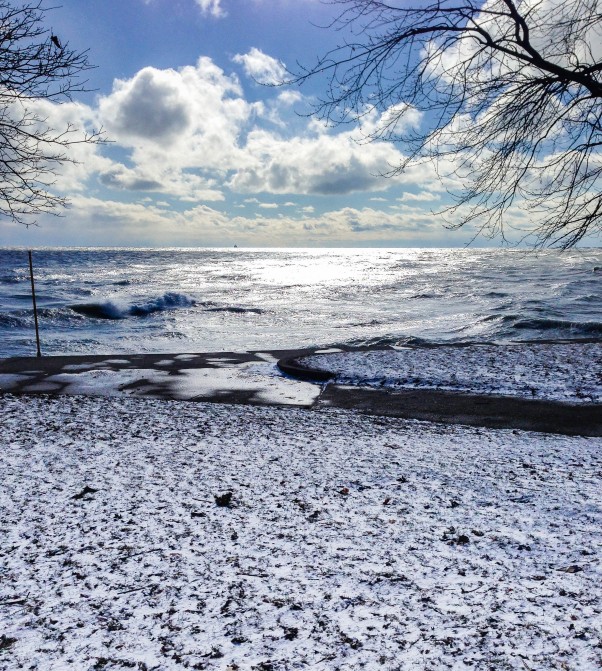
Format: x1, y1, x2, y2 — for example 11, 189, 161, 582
1, 247, 600, 358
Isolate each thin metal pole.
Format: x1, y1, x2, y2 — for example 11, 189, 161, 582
28, 250, 41, 358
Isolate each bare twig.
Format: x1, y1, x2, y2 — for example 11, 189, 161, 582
293, 0, 602, 247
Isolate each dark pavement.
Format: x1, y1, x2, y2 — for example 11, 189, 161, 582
1, 348, 600, 436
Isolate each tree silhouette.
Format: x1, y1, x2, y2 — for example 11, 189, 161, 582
296, 0, 602, 247
0, 0, 102, 226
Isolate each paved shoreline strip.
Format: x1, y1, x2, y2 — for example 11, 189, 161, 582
1, 345, 601, 436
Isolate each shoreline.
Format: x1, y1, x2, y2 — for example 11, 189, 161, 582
1, 341, 601, 436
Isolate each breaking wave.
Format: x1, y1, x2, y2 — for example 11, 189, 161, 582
477, 313, 602, 338
1, 248, 600, 357
70, 292, 196, 320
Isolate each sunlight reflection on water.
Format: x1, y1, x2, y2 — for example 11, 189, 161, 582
0, 247, 600, 356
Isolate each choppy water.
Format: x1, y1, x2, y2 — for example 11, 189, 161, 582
0, 247, 600, 357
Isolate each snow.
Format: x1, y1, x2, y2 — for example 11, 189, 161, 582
172, 363, 319, 405
0, 374, 29, 389
0, 361, 321, 406
1, 393, 601, 670
300, 342, 602, 403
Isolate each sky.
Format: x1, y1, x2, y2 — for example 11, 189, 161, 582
2, 0, 593, 248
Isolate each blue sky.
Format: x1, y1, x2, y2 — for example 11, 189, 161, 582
3, 0, 506, 247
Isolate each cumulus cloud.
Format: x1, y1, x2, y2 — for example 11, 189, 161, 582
229, 128, 404, 195
22, 97, 112, 194
22, 49, 446, 224
428, 0, 602, 88
102, 68, 192, 142
93, 57, 261, 201
93, 55, 417, 200
98, 164, 225, 201
99, 165, 163, 192
98, 58, 251, 171
277, 90, 302, 106
232, 48, 286, 85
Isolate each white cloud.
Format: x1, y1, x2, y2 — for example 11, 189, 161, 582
399, 191, 441, 202
24, 53, 438, 214
98, 59, 251, 172
233, 48, 286, 85
94, 58, 258, 202
102, 68, 192, 142
98, 163, 225, 201
195, 0, 225, 18
229, 128, 404, 196
95, 55, 419, 200
22, 97, 112, 194
277, 90, 302, 106
35, 197, 448, 246
99, 165, 163, 192
360, 103, 423, 139
427, 0, 602, 89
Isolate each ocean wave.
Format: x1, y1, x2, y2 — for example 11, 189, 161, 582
572, 293, 601, 304
37, 307, 86, 321
71, 287, 94, 297
409, 292, 441, 300
1, 307, 87, 325
205, 306, 264, 314
512, 317, 602, 336
479, 313, 602, 337
0, 274, 23, 284
11, 293, 58, 302
70, 292, 196, 320
0, 312, 27, 327
345, 319, 383, 328
343, 334, 434, 348
479, 314, 513, 323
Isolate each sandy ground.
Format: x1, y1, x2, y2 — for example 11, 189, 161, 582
1, 393, 601, 670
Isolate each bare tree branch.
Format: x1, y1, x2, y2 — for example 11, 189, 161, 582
294, 0, 602, 247
0, 0, 104, 226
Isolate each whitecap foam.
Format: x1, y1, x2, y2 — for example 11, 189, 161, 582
70, 292, 195, 320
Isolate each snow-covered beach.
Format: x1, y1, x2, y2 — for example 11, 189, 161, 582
299, 341, 602, 404
1, 382, 601, 670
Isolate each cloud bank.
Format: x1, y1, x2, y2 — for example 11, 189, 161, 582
5, 49, 457, 245
46, 52, 422, 207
